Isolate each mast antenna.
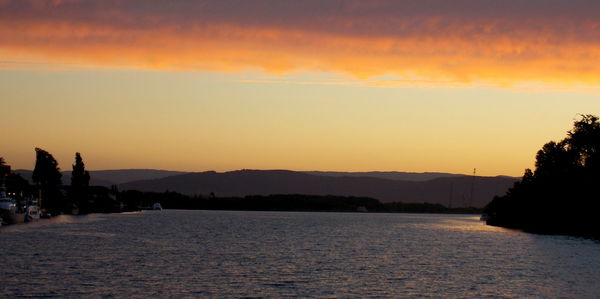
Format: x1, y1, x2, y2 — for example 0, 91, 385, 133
469, 168, 476, 208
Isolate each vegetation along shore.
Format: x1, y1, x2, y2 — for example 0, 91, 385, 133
484, 114, 600, 239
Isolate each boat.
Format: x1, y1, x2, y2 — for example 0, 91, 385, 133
356, 206, 368, 212
25, 205, 40, 222
152, 202, 163, 210
0, 181, 17, 224
0, 193, 16, 213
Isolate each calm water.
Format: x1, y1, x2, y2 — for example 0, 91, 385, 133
1, 210, 599, 298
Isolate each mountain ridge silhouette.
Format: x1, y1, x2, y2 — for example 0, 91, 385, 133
118, 169, 516, 208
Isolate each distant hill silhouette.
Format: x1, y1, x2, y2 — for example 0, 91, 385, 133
14, 169, 186, 186
303, 171, 467, 181
12, 168, 516, 207
120, 170, 516, 208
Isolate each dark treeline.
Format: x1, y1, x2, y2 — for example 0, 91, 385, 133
484, 114, 600, 238
120, 191, 481, 214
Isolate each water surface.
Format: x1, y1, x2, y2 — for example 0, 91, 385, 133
1, 210, 599, 297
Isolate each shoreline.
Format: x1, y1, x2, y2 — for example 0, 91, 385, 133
1, 208, 483, 229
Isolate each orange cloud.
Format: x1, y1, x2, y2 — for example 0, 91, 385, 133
2, 0, 600, 87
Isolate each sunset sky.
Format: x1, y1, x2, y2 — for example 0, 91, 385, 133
2, 0, 600, 176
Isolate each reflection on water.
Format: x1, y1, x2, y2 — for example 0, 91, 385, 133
432, 215, 516, 233
0, 213, 106, 232
1, 210, 599, 297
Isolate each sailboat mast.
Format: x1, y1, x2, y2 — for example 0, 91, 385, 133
469, 168, 476, 208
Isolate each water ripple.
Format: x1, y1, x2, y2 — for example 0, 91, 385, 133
2, 210, 599, 297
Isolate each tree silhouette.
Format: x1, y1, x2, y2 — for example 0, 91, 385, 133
0, 157, 10, 177
32, 148, 63, 214
71, 152, 90, 187
485, 114, 600, 238
70, 152, 91, 214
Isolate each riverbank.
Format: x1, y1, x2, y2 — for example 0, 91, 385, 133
2, 192, 484, 230
123, 192, 483, 214
1, 202, 482, 230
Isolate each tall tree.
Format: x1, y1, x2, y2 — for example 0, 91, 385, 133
71, 152, 90, 188
71, 152, 91, 213
32, 148, 63, 214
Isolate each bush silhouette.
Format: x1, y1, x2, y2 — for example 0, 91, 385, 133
484, 115, 600, 238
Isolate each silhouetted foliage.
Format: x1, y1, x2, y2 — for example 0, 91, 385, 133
484, 114, 600, 238
70, 152, 91, 214
88, 186, 120, 213
113, 191, 481, 214
0, 157, 10, 177
32, 148, 64, 214
71, 153, 90, 188
6, 172, 33, 197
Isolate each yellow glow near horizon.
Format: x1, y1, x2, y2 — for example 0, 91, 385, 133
2, 69, 599, 177
2, 1, 600, 177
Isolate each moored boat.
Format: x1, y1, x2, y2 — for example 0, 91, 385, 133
26, 205, 40, 222
0, 182, 17, 224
